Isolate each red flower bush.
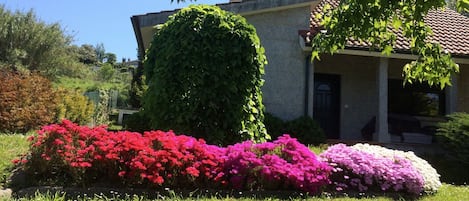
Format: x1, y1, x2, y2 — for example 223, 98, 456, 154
19, 120, 225, 187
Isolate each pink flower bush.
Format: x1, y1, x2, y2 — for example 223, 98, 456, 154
221, 135, 331, 194
320, 144, 425, 195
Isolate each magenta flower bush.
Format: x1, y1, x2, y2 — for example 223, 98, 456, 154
320, 144, 424, 195
221, 135, 331, 194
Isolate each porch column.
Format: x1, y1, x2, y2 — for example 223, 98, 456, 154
375, 57, 391, 143
445, 74, 458, 114
307, 59, 315, 117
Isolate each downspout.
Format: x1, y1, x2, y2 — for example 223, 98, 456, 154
304, 55, 311, 117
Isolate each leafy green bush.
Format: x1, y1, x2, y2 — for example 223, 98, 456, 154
286, 116, 326, 145
264, 113, 287, 139
0, 69, 57, 133
97, 63, 116, 82
436, 113, 469, 165
264, 113, 325, 145
55, 88, 94, 125
123, 111, 151, 133
143, 5, 268, 145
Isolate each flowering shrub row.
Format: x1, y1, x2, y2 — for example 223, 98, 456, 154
15, 120, 330, 193
18, 120, 224, 188
14, 120, 441, 196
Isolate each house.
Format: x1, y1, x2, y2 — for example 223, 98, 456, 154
131, 0, 469, 143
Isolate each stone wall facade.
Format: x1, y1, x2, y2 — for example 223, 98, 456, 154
243, 6, 311, 121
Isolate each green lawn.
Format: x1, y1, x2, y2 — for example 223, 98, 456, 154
0, 134, 30, 186
0, 133, 467, 201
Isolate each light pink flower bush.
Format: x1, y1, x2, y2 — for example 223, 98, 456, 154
351, 143, 441, 193
320, 144, 424, 195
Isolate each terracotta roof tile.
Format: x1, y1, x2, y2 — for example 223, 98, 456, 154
309, 0, 469, 57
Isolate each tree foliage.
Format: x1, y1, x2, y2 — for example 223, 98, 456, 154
76, 44, 98, 65
104, 52, 117, 64
143, 5, 268, 145
95, 43, 106, 63
457, 0, 469, 12
311, 0, 461, 88
0, 5, 74, 78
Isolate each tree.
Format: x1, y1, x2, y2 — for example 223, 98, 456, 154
457, 0, 469, 12
0, 5, 73, 77
104, 52, 116, 64
95, 43, 106, 63
143, 5, 269, 145
448, 0, 469, 14
311, 0, 466, 89
78, 44, 97, 64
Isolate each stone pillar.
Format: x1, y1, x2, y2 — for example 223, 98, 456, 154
375, 57, 391, 143
307, 60, 315, 117
446, 74, 458, 114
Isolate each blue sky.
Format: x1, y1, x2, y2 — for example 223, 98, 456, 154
0, 0, 225, 61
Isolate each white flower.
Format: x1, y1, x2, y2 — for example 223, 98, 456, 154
351, 143, 441, 193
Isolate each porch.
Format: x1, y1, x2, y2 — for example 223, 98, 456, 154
303, 52, 468, 143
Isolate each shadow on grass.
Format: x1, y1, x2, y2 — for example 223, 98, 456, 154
13, 187, 312, 200
423, 154, 469, 185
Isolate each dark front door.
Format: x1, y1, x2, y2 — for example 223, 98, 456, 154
313, 73, 340, 139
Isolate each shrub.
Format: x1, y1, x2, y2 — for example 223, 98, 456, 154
92, 89, 110, 125
55, 88, 94, 125
222, 135, 331, 194
320, 144, 425, 195
436, 113, 469, 166
123, 111, 152, 132
264, 114, 326, 145
143, 5, 268, 145
97, 63, 116, 82
264, 113, 286, 139
351, 143, 441, 193
0, 69, 57, 133
18, 120, 225, 188
286, 116, 325, 145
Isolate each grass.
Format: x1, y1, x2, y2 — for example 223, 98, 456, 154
0, 134, 30, 186
0, 185, 467, 201
0, 133, 467, 200
53, 76, 130, 92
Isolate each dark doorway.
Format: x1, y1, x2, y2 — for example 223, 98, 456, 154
313, 73, 341, 139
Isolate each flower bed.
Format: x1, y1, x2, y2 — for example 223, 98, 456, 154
13, 120, 441, 197
13, 120, 330, 194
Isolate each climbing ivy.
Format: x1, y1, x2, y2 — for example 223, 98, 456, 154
143, 5, 269, 145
